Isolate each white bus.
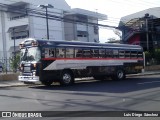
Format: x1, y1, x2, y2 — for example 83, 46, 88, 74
18, 38, 144, 86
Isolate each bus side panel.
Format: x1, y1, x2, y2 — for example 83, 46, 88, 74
124, 62, 144, 74
73, 66, 117, 77
40, 60, 61, 82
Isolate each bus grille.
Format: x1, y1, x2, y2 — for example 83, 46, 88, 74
24, 66, 31, 72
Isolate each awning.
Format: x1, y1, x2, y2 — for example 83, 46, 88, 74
8, 25, 28, 33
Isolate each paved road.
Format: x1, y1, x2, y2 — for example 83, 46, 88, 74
0, 75, 160, 120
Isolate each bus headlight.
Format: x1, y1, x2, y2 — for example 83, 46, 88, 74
33, 63, 36, 68
33, 72, 36, 76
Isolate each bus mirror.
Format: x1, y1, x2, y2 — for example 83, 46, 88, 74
19, 44, 25, 49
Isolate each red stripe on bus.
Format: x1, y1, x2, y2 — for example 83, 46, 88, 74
42, 58, 144, 61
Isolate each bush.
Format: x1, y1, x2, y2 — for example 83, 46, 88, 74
10, 53, 20, 73
154, 49, 160, 64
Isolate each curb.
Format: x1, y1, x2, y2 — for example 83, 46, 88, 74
127, 71, 160, 77
0, 81, 29, 88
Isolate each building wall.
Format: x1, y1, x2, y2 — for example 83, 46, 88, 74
0, 0, 106, 61
119, 7, 160, 51
0, 0, 71, 59
64, 15, 99, 42
64, 15, 75, 40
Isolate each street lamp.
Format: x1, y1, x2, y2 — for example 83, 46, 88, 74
38, 4, 54, 40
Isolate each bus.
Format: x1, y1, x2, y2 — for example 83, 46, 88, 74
18, 38, 144, 86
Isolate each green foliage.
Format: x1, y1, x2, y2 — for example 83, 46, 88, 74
154, 48, 160, 64
10, 53, 20, 73
144, 49, 160, 65
145, 51, 152, 59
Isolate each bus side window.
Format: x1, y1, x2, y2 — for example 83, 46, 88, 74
66, 48, 74, 58
106, 49, 113, 58
92, 49, 99, 58
131, 51, 138, 58
49, 48, 55, 57
75, 49, 83, 58
138, 51, 143, 58
44, 48, 50, 58
99, 49, 105, 58
125, 51, 130, 58
56, 48, 65, 58
119, 50, 125, 58
83, 49, 91, 58
113, 50, 119, 58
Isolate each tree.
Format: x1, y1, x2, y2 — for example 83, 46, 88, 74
154, 48, 160, 64
10, 53, 20, 73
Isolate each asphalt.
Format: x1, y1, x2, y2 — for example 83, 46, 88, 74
0, 70, 160, 88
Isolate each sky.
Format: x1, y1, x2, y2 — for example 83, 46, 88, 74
65, 0, 160, 43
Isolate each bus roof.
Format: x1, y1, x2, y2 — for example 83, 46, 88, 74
21, 38, 143, 51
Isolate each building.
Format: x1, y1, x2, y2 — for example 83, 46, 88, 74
0, 0, 107, 62
64, 8, 107, 42
119, 7, 160, 51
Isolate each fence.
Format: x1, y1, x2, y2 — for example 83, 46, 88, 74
0, 58, 13, 73
0, 50, 21, 74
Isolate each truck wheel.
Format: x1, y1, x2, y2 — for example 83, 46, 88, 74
60, 70, 74, 86
112, 69, 125, 81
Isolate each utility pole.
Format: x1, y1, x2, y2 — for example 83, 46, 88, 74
13, 28, 16, 60
145, 13, 149, 51
38, 4, 54, 40
13, 28, 16, 73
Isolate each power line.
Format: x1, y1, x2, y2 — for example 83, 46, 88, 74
0, 2, 118, 30
1, 1, 159, 34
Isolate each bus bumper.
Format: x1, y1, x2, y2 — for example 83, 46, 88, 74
18, 76, 40, 82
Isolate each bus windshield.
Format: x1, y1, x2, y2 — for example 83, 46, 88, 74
20, 47, 41, 62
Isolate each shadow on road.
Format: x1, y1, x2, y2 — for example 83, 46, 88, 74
30, 76, 160, 93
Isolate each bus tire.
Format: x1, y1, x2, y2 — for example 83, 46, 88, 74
41, 79, 53, 86
112, 69, 125, 81
60, 70, 74, 86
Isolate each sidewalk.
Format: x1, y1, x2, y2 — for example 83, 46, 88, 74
127, 70, 160, 77
0, 70, 160, 88
0, 80, 27, 88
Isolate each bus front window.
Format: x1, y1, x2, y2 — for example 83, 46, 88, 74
20, 47, 41, 62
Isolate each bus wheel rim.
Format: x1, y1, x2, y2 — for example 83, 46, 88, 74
117, 70, 123, 79
63, 73, 71, 84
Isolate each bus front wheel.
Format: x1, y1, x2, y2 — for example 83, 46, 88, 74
60, 70, 74, 86
112, 69, 125, 81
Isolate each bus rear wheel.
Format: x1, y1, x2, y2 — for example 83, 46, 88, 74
112, 69, 125, 81
60, 70, 74, 86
